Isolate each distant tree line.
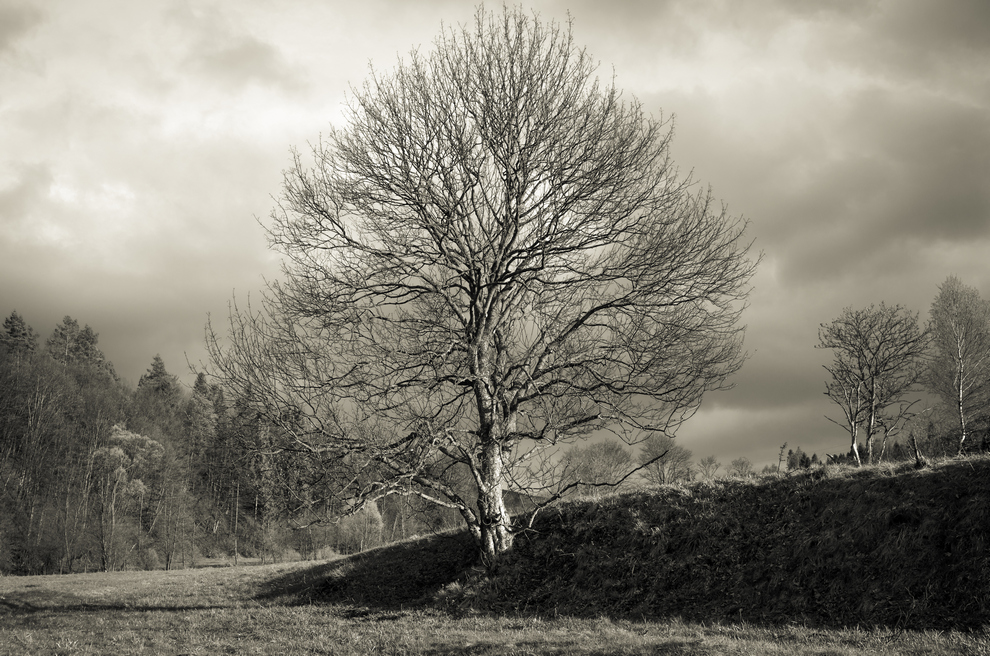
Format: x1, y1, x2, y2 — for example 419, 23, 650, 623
0, 312, 478, 575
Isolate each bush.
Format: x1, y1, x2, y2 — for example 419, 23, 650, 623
313, 546, 340, 561
139, 547, 161, 570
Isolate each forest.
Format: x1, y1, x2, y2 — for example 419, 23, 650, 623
2, 274, 987, 576
0, 312, 437, 575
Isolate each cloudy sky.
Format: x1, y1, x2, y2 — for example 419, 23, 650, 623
2, 0, 988, 468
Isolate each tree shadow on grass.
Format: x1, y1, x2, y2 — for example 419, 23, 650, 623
0, 597, 224, 616
254, 529, 480, 609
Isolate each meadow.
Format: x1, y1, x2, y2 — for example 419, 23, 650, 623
2, 458, 988, 655
1, 563, 984, 655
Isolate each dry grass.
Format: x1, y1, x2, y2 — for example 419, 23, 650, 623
1, 457, 988, 654
1, 563, 987, 655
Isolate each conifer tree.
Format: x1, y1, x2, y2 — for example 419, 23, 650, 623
0, 311, 39, 356
46, 316, 117, 379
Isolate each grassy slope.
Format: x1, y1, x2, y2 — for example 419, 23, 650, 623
462, 457, 990, 630
279, 457, 989, 631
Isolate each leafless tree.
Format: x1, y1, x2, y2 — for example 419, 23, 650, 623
697, 455, 721, 481
818, 303, 927, 465
638, 433, 693, 485
821, 354, 866, 464
557, 440, 633, 499
206, 6, 756, 567
728, 457, 753, 478
927, 276, 990, 455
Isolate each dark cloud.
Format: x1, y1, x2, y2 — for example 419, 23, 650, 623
746, 85, 990, 286
676, 398, 839, 469
846, 89, 990, 240
0, 2, 43, 54
844, 0, 990, 88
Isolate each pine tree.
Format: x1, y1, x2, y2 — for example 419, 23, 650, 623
138, 355, 181, 398
45, 316, 117, 379
0, 311, 39, 356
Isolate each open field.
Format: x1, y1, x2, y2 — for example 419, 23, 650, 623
0, 552, 986, 654
2, 458, 989, 654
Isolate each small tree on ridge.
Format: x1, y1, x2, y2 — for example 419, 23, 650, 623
927, 276, 990, 454
818, 303, 927, 465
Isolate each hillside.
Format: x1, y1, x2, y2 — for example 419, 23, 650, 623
297, 457, 990, 631
464, 457, 990, 630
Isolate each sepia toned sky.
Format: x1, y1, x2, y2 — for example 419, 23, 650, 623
2, 0, 989, 468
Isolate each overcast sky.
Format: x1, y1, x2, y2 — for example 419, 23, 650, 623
2, 0, 988, 468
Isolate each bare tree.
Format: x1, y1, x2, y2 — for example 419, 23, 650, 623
818, 303, 927, 465
728, 457, 753, 478
697, 455, 721, 481
638, 433, 693, 486
206, 6, 756, 567
557, 440, 633, 499
927, 276, 990, 455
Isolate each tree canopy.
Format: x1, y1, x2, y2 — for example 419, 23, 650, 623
207, 5, 757, 565
46, 315, 117, 380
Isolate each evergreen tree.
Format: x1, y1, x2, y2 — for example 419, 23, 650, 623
184, 373, 217, 471
138, 355, 181, 399
131, 355, 184, 437
0, 311, 39, 356
45, 316, 117, 379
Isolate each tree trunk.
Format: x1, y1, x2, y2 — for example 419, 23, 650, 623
910, 430, 927, 469
957, 374, 968, 455
475, 440, 513, 571
470, 330, 515, 570
849, 425, 861, 467
866, 387, 877, 465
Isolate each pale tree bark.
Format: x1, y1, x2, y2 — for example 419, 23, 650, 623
926, 276, 990, 455
822, 361, 865, 466
206, 6, 757, 567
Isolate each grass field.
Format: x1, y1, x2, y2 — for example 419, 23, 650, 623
0, 555, 986, 654
2, 459, 989, 654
